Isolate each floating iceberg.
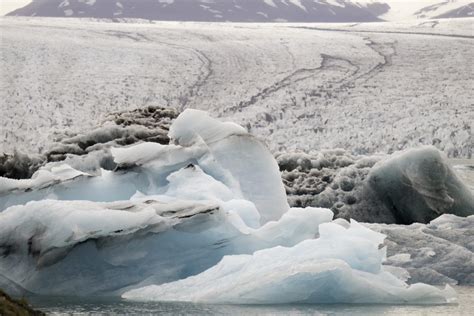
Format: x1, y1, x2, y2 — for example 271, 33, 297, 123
0, 109, 459, 304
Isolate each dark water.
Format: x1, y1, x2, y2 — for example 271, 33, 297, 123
28, 286, 474, 315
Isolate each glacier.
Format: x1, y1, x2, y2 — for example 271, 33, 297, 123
0, 109, 463, 304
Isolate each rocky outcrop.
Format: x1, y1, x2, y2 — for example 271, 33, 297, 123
0, 289, 44, 316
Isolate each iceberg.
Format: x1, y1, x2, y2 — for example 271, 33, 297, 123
0, 197, 331, 296
0, 110, 322, 296
368, 147, 474, 224
0, 109, 459, 304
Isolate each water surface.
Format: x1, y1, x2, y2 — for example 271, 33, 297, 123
29, 286, 474, 315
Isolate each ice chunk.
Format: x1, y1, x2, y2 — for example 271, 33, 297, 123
123, 220, 456, 305
0, 198, 229, 295
368, 146, 474, 224
168, 109, 247, 147
0, 164, 89, 194
170, 109, 289, 224
159, 164, 236, 202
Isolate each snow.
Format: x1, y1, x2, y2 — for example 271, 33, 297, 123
381, 0, 473, 20
58, 0, 70, 8
351, 0, 473, 20
286, 0, 307, 11
122, 219, 456, 305
324, 0, 345, 8
79, 0, 96, 5
262, 0, 277, 8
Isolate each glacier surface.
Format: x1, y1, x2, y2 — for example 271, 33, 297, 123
2, 18, 472, 158
0, 110, 462, 305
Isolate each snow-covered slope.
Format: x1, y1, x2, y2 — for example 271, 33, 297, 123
7, 0, 474, 22
358, 0, 474, 20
